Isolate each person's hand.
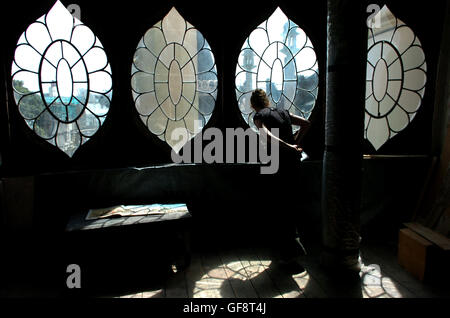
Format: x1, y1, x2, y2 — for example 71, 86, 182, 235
288, 144, 303, 153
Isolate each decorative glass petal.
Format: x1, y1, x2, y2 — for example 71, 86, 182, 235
11, 0, 112, 157
235, 7, 319, 133
131, 7, 218, 153
365, 6, 427, 151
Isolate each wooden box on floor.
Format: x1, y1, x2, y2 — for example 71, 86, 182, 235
398, 223, 450, 284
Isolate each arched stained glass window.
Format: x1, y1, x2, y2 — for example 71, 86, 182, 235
131, 7, 218, 152
11, 0, 112, 157
365, 6, 427, 151
235, 7, 319, 132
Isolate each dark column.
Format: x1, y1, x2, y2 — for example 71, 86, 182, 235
321, 0, 367, 271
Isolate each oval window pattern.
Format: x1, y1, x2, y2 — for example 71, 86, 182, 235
131, 7, 218, 152
365, 6, 427, 151
235, 7, 319, 133
11, 0, 113, 157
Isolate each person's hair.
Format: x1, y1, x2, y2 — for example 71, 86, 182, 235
250, 89, 270, 110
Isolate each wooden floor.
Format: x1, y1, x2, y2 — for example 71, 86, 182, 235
107, 241, 449, 299
2, 238, 449, 299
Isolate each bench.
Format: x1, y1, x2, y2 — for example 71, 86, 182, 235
64, 204, 192, 292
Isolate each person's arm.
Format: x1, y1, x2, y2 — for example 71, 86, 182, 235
254, 118, 302, 152
289, 113, 311, 146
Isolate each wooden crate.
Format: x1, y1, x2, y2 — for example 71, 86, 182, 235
398, 228, 433, 281
398, 223, 450, 283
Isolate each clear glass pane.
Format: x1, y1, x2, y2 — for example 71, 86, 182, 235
89, 71, 113, 94
182, 82, 196, 103
238, 92, 253, 115
46, 1, 74, 42
235, 71, 256, 93
283, 58, 296, 81
48, 98, 67, 121
185, 107, 205, 134
366, 94, 378, 117
67, 102, 84, 122
71, 25, 96, 55
238, 49, 259, 73
12, 71, 40, 94
297, 70, 318, 91
373, 59, 388, 101
181, 61, 196, 82
379, 95, 396, 116
388, 106, 409, 132
267, 8, 289, 43
83, 47, 108, 73
257, 62, 271, 82
155, 83, 169, 103
402, 46, 426, 70
135, 92, 158, 116
34, 110, 58, 139
56, 122, 81, 157
196, 92, 215, 115
14, 44, 41, 73
285, 26, 306, 57
131, 72, 154, 94
175, 44, 191, 68
382, 43, 398, 66
367, 42, 382, 66
18, 93, 46, 120
73, 83, 88, 104
197, 71, 218, 93
87, 92, 110, 116
261, 43, 277, 67
388, 59, 402, 80
147, 107, 167, 135
26, 22, 52, 54
196, 49, 215, 73
57, 59, 73, 99
294, 47, 317, 72
175, 97, 191, 120
162, 7, 186, 44
77, 110, 100, 137
134, 48, 157, 74
62, 42, 81, 66
403, 69, 426, 91
183, 28, 204, 58
249, 28, 269, 57
144, 27, 167, 57
71, 61, 87, 81
294, 90, 315, 113
159, 44, 174, 68
155, 61, 169, 82
398, 90, 421, 113
391, 25, 415, 54
283, 81, 296, 102
160, 98, 176, 120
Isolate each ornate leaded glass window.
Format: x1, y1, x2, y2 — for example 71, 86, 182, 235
131, 7, 218, 152
11, 0, 112, 157
235, 7, 319, 133
365, 6, 427, 151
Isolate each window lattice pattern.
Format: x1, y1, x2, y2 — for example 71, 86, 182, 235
365, 6, 427, 151
11, 0, 112, 157
131, 7, 218, 152
235, 7, 319, 132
